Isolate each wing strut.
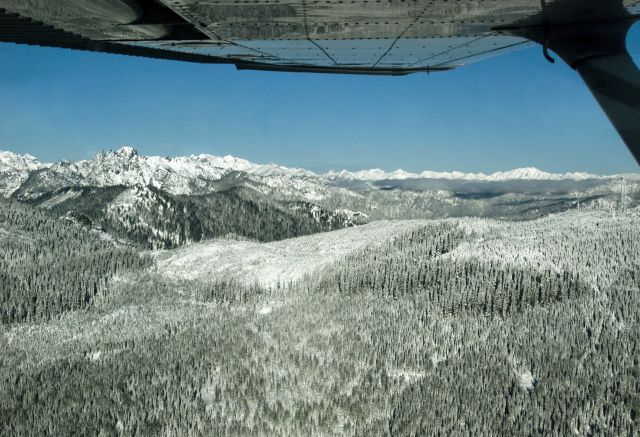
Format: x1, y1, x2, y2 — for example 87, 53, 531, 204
509, 17, 640, 164
575, 50, 640, 165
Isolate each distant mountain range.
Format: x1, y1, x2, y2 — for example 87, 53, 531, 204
324, 167, 606, 182
2, 147, 632, 199
1, 147, 638, 248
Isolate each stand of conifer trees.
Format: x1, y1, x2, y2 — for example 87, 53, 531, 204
0, 199, 151, 323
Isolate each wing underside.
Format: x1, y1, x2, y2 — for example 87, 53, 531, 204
0, 0, 639, 74
0, 0, 558, 74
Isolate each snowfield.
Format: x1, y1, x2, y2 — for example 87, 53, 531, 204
152, 220, 429, 287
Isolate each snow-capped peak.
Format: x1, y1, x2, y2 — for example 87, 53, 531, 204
75, 147, 262, 192
0, 150, 49, 197
325, 168, 388, 180
187, 153, 253, 171
105, 146, 138, 158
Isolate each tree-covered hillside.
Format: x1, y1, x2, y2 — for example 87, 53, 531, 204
25, 185, 361, 249
0, 198, 150, 323
305, 222, 592, 316
1, 210, 638, 435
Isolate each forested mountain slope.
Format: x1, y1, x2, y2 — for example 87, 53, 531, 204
306, 211, 638, 316
1, 209, 639, 435
0, 198, 150, 323
21, 184, 363, 249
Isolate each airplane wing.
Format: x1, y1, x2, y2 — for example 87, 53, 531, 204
0, 0, 566, 73
1, 0, 640, 162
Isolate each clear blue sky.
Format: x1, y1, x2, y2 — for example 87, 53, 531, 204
1, 25, 639, 174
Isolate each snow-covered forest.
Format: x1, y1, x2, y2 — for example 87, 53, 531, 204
1, 148, 640, 435
1, 192, 639, 435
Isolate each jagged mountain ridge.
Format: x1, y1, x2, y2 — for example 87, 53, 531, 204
6, 147, 333, 201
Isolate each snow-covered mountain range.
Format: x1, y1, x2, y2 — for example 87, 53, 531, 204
324, 167, 604, 182
3, 147, 325, 200
1, 146, 625, 199
1, 147, 638, 248
0, 148, 373, 249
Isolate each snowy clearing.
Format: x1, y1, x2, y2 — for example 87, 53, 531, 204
152, 220, 429, 287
